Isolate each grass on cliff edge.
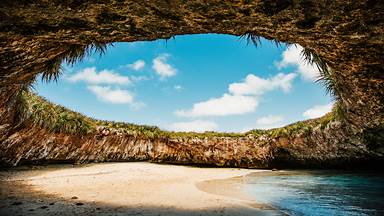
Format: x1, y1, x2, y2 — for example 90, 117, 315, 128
17, 91, 343, 140
21, 39, 342, 139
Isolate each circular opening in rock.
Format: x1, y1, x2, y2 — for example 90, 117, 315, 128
32, 34, 332, 133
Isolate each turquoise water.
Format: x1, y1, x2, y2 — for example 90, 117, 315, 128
245, 171, 384, 216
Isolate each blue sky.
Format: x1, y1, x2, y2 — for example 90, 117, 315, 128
36, 34, 333, 132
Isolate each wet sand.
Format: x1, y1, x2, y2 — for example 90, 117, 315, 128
0, 162, 282, 215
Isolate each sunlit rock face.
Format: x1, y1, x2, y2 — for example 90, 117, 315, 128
0, 0, 383, 168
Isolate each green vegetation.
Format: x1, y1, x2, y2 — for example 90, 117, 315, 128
17, 91, 249, 138
300, 47, 340, 100
23, 36, 344, 139
301, 47, 329, 75
332, 102, 345, 121
94, 119, 166, 140
18, 91, 341, 140
18, 91, 96, 135
240, 34, 341, 102
166, 131, 246, 139
240, 32, 284, 48
246, 111, 336, 139
240, 32, 262, 47
18, 91, 168, 137
40, 43, 110, 83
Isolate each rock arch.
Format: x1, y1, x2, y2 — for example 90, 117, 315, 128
0, 0, 383, 168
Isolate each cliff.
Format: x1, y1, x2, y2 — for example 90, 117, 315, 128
0, 0, 383, 168
0, 92, 381, 169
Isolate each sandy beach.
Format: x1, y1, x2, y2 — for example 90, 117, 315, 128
0, 162, 282, 215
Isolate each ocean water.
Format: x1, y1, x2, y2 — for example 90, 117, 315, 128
245, 171, 384, 216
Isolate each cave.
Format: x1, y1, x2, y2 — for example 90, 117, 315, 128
0, 0, 383, 169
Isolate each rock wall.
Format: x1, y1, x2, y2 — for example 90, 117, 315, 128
0, 94, 380, 169
0, 0, 383, 168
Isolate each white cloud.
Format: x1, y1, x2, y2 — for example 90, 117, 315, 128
239, 115, 285, 131
257, 115, 284, 125
175, 94, 258, 117
169, 120, 218, 132
130, 75, 149, 82
174, 85, 183, 91
255, 115, 285, 129
68, 67, 130, 85
127, 60, 145, 71
87, 85, 134, 104
175, 72, 296, 118
229, 73, 296, 96
303, 102, 333, 119
152, 54, 177, 78
277, 45, 320, 81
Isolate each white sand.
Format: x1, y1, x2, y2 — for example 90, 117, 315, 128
1, 162, 281, 215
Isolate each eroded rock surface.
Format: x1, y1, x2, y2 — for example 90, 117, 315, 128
0, 0, 383, 168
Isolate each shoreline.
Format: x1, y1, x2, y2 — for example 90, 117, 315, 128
0, 162, 283, 216
196, 175, 276, 210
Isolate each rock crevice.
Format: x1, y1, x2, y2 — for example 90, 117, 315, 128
0, 0, 383, 168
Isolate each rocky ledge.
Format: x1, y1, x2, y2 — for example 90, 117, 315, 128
0, 92, 382, 169
0, 0, 383, 168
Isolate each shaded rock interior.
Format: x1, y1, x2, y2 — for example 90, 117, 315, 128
0, 0, 383, 168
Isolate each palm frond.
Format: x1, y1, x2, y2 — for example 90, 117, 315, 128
41, 56, 63, 82
300, 47, 329, 74
164, 36, 175, 43
87, 42, 109, 57
301, 48, 340, 100
239, 33, 291, 49
63, 44, 88, 66
40, 42, 111, 82
272, 39, 283, 48
316, 74, 338, 99
240, 32, 262, 47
